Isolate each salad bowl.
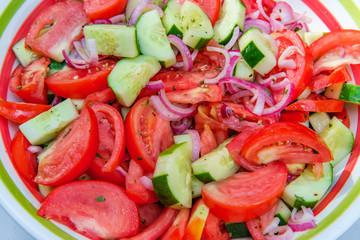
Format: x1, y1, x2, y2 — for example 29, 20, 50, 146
1, 0, 360, 239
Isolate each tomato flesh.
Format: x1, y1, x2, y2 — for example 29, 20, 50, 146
84, 0, 127, 21
178, 0, 220, 25
202, 162, 288, 222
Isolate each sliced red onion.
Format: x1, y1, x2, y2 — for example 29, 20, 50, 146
252, 88, 266, 116
171, 117, 192, 135
262, 83, 294, 116
174, 50, 199, 69
263, 217, 280, 235
244, 19, 271, 34
73, 38, 98, 64
270, 18, 284, 32
270, 77, 290, 91
257, 72, 287, 86
270, 1, 294, 25
27, 145, 43, 154
278, 46, 304, 69
62, 50, 90, 69
144, 3, 165, 17
220, 104, 234, 118
225, 26, 241, 50
265, 225, 294, 240
158, 89, 197, 116
89, 19, 112, 25
219, 77, 258, 96
257, 0, 272, 22
204, 46, 231, 84
129, 0, 151, 26
50, 95, 62, 106
246, 10, 260, 20
139, 176, 154, 191
150, 95, 183, 121
288, 206, 316, 232
337, 46, 346, 58
109, 14, 126, 24
145, 80, 165, 90
168, 35, 193, 71
115, 166, 128, 177
185, 129, 200, 162
229, 89, 253, 101
226, 55, 240, 77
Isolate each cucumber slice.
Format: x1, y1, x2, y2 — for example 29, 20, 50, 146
12, 38, 41, 67
108, 55, 161, 107
304, 32, 326, 46
339, 83, 360, 104
225, 222, 251, 238
38, 184, 54, 198
213, 0, 246, 45
324, 82, 343, 99
136, 10, 176, 68
19, 99, 79, 145
83, 24, 139, 58
281, 162, 333, 209
191, 176, 203, 198
239, 27, 277, 76
125, 0, 163, 21
286, 163, 305, 175
162, 0, 183, 38
233, 57, 254, 81
320, 117, 354, 167
274, 200, 292, 226
192, 137, 239, 183
152, 142, 193, 209
297, 86, 311, 100
180, 1, 214, 50
309, 112, 331, 134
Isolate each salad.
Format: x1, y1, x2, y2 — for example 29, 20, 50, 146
1, 0, 360, 239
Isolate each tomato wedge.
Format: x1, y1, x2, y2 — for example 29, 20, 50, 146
285, 99, 345, 112
165, 85, 223, 104
9, 57, 50, 104
202, 162, 288, 222
138, 203, 164, 233
246, 218, 266, 240
160, 208, 190, 240
45, 59, 117, 99
310, 66, 351, 91
84, 0, 127, 21
201, 212, 229, 240
35, 106, 99, 186
200, 125, 217, 156
242, 0, 276, 15
38, 180, 139, 239
270, 30, 313, 102
125, 97, 174, 173
241, 122, 333, 165
279, 110, 309, 123
25, 1, 89, 62
0, 99, 51, 124
178, 0, 220, 25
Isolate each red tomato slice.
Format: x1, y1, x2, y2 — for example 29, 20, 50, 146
309, 66, 351, 91
84, 0, 127, 21
125, 97, 174, 173
241, 0, 276, 15
121, 207, 178, 240
45, 59, 117, 99
183, 198, 209, 240
84, 87, 117, 106
9, 57, 50, 104
270, 30, 313, 102
178, 0, 220, 25
0, 99, 51, 124
285, 99, 345, 112
35, 106, 99, 186
330, 108, 350, 128
241, 122, 333, 165
25, 1, 89, 62
125, 159, 159, 204
202, 162, 288, 222
200, 124, 217, 156
201, 212, 229, 240
160, 208, 190, 240
10, 131, 38, 189
279, 110, 309, 123
309, 29, 360, 61
165, 85, 223, 104
138, 203, 164, 233
246, 218, 266, 240
38, 180, 139, 239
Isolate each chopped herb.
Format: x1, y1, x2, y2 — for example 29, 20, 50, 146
313, 149, 319, 154
282, 89, 289, 95
141, 219, 146, 224
96, 153, 103, 159
200, 80, 204, 85
63, 128, 72, 138
95, 195, 106, 202
27, 45, 32, 51
215, 67, 222, 71
17, 86, 22, 90
89, 102, 94, 107
137, 130, 143, 136
137, 157, 143, 161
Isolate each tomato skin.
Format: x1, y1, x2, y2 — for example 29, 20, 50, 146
121, 207, 178, 240
331, 108, 350, 128
241, 0, 276, 15
285, 99, 345, 112
271, 30, 313, 102
202, 162, 288, 222
84, 87, 117, 106
0, 99, 51, 124
201, 212, 229, 240
165, 85, 223, 104
178, 0, 220, 25
160, 208, 190, 240
125, 97, 174, 173
241, 122, 333, 165
9, 57, 50, 104
125, 159, 159, 204
309, 30, 360, 61
138, 203, 164, 233
35, 106, 99, 186
200, 124, 217, 156
46, 59, 117, 99
38, 180, 139, 239
279, 110, 309, 123
10, 131, 38, 189
246, 219, 266, 240
25, 1, 89, 62
309, 66, 351, 91
84, 0, 127, 21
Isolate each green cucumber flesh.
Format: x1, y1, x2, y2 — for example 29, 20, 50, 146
180, 1, 214, 50
83, 24, 139, 58
213, 0, 246, 45
309, 112, 331, 134
281, 162, 333, 209
274, 199, 292, 226
233, 57, 254, 81
136, 10, 176, 68
125, 0, 163, 21
304, 32, 326, 46
225, 222, 251, 238
339, 83, 360, 104
12, 38, 41, 67
107, 55, 161, 107
239, 27, 277, 76
324, 82, 343, 99
152, 142, 193, 209
162, 0, 183, 38
192, 137, 239, 183
320, 116, 354, 167
191, 176, 203, 198
19, 99, 79, 145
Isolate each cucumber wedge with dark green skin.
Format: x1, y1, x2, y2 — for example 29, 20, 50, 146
274, 200, 292, 226
339, 83, 360, 104
225, 222, 251, 238
152, 141, 193, 209
162, 0, 183, 38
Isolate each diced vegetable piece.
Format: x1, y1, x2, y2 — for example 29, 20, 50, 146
12, 38, 41, 67
274, 199, 292, 226
309, 112, 331, 134
162, 0, 183, 38
339, 83, 360, 104
225, 222, 251, 238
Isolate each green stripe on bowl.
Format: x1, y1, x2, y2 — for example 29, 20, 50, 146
339, 0, 360, 29
0, 0, 25, 38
